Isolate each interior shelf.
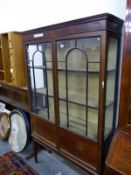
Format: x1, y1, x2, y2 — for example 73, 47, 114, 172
28, 66, 116, 74
28, 65, 52, 70
36, 88, 54, 98
36, 87, 113, 109
60, 111, 110, 140
58, 68, 100, 73
37, 109, 54, 122
57, 68, 116, 73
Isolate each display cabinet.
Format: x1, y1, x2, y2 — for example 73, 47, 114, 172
23, 13, 123, 174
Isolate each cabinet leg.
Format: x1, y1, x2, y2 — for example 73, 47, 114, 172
33, 140, 38, 163
48, 150, 52, 154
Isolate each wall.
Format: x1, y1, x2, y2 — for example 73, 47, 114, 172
0, 0, 127, 33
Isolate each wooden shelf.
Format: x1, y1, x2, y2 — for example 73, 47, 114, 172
60, 111, 110, 140
28, 65, 52, 70
57, 60, 100, 63
36, 88, 53, 98
0, 81, 29, 112
59, 94, 113, 109
28, 65, 116, 74
57, 68, 115, 74
0, 95, 29, 112
37, 109, 54, 122
0, 80, 28, 92
58, 89, 113, 108
58, 68, 100, 73
36, 87, 113, 109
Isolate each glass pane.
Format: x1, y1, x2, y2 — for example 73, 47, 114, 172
47, 70, 53, 96
77, 37, 100, 61
104, 38, 118, 138
27, 43, 54, 122
57, 37, 100, 140
57, 40, 75, 62
59, 103, 98, 140
88, 74, 99, 108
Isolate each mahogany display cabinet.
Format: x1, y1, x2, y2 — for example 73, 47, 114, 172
22, 13, 123, 174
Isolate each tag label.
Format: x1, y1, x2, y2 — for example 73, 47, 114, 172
34, 33, 44, 38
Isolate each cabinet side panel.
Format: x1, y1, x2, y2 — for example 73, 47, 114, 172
8, 33, 27, 87
1, 35, 11, 82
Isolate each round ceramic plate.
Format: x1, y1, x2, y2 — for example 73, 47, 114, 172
8, 109, 30, 152
0, 112, 10, 140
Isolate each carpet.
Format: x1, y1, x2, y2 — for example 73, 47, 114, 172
0, 152, 38, 175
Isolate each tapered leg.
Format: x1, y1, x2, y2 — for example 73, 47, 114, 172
33, 140, 38, 163
48, 150, 52, 154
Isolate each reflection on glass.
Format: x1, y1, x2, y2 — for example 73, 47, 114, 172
104, 38, 118, 138
27, 43, 54, 122
128, 85, 131, 124
57, 37, 100, 140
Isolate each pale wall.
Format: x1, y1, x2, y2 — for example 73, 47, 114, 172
0, 0, 127, 32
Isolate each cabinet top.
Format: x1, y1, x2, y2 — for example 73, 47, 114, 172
22, 13, 124, 42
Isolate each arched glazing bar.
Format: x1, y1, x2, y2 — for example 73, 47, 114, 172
30, 45, 50, 120
65, 47, 88, 136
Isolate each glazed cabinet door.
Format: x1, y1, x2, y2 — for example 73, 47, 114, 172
26, 42, 57, 147
56, 36, 101, 171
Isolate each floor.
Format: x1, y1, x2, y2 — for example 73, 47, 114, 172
0, 140, 87, 175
